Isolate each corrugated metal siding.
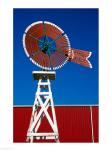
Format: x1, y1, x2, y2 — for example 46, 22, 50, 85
13, 106, 98, 143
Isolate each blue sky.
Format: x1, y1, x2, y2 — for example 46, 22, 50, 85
13, 8, 98, 105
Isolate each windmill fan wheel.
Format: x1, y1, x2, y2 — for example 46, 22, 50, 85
23, 21, 71, 70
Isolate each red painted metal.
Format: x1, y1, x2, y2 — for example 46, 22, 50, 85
13, 106, 98, 143
24, 22, 69, 69
64, 48, 92, 68
92, 106, 99, 142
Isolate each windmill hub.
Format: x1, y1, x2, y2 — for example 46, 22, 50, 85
39, 36, 56, 55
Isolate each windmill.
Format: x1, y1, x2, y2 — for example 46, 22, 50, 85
23, 21, 92, 143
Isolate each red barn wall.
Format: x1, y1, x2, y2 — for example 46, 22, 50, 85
13, 106, 98, 143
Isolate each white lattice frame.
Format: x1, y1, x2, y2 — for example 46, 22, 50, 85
26, 79, 59, 142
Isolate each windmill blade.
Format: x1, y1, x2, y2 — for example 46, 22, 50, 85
65, 48, 92, 68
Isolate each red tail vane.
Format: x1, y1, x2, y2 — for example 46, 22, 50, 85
65, 48, 92, 68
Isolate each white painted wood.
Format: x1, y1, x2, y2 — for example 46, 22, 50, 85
27, 132, 58, 136
26, 74, 59, 142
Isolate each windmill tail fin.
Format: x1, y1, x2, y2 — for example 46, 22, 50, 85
65, 48, 92, 68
